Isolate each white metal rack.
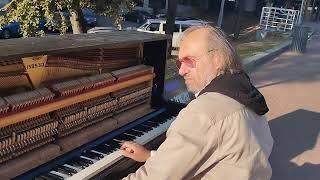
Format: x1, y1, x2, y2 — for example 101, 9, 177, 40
259, 7, 300, 32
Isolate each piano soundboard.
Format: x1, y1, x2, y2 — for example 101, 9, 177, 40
0, 31, 185, 179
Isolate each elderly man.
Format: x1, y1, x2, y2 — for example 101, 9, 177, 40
120, 25, 274, 180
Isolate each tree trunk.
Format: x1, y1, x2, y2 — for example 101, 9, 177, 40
233, 0, 244, 39
69, 9, 85, 34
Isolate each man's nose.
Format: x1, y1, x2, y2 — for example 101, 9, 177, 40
178, 63, 190, 76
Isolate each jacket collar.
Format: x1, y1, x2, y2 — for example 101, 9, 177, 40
198, 71, 269, 115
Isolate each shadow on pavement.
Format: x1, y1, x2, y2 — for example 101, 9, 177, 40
269, 109, 320, 180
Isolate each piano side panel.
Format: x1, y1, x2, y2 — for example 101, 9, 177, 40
143, 40, 168, 109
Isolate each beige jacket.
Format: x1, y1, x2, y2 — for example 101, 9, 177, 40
124, 92, 274, 180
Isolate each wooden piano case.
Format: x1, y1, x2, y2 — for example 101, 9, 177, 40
0, 31, 173, 179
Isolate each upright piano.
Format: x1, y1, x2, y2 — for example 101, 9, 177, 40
0, 31, 186, 179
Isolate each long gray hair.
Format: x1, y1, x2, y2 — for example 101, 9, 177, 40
180, 25, 242, 75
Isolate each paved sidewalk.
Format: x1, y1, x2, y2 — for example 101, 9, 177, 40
250, 23, 320, 180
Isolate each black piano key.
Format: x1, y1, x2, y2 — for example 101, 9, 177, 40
142, 121, 158, 128
132, 125, 151, 132
47, 172, 64, 180
149, 112, 169, 122
92, 145, 112, 154
114, 134, 135, 141
105, 139, 121, 149
125, 129, 144, 136
65, 162, 84, 170
82, 151, 103, 160
55, 166, 73, 176
77, 160, 90, 167
142, 125, 153, 131
61, 165, 77, 174
79, 157, 94, 165
67, 159, 87, 169
35, 175, 55, 180
146, 120, 160, 126
150, 116, 172, 124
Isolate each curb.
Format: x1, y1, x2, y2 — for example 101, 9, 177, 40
242, 40, 292, 71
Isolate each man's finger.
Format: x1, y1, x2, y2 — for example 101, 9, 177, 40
121, 149, 134, 159
125, 147, 134, 153
120, 141, 132, 150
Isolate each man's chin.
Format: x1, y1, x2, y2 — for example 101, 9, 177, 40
186, 85, 197, 94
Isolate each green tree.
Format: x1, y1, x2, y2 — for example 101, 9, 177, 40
0, 0, 136, 37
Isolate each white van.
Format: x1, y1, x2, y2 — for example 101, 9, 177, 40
137, 19, 208, 48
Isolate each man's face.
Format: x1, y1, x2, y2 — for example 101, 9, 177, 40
178, 30, 216, 94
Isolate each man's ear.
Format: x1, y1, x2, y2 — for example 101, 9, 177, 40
212, 51, 226, 75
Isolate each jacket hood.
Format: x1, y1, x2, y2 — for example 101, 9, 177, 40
198, 71, 269, 115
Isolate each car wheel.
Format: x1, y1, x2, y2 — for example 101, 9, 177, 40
2, 29, 11, 39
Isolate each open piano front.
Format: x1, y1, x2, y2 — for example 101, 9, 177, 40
0, 31, 186, 179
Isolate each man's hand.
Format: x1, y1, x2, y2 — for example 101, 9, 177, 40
120, 141, 151, 162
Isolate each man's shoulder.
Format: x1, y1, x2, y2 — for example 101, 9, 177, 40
186, 92, 246, 120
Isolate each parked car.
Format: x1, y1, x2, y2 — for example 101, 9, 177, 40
82, 9, 97, 27
49, 9, 97, 32
0, 21, 20, 39
137, 19, 208, 48
87, 26, 118, 33
155, 14, 203, 22
87, 26, 137, 34
0, 10, 46, 39
0, 10, 19, 39
124, 10, 154, 24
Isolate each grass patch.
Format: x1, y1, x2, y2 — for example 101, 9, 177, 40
236, 34, 288, 58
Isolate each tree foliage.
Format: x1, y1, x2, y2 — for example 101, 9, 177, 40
0, 0, 136, 37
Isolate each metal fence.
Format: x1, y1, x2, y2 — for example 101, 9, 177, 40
259, 7, 300, 32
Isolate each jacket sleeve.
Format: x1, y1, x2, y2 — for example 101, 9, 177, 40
122, 105, 220, 180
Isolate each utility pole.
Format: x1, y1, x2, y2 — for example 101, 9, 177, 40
299, 0, 306, 24
233, 0, 244, 39
165, 0, 178, 55
165, 0, 178, 36
217, 0, 226, 27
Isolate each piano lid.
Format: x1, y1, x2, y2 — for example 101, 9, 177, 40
0, 31, 171, 61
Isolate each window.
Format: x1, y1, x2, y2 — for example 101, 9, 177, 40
147, 23, 160, 31
138, 22, 150, 30
163, 24, 180, 32
181, 24, 191, 32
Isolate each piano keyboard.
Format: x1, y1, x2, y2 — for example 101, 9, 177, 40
20, 109, 177, 180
